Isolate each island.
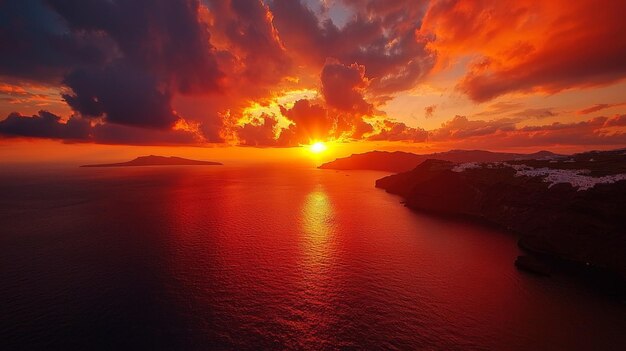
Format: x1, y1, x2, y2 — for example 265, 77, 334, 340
319, 149, 557, 173
374, 148, 626, 288
81, 155, 223, 167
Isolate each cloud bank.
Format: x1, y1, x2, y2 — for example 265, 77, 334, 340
1, 0, 625, 150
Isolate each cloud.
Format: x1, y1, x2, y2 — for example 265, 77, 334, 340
1, 0, 625, 150
430, 115, 518, 140
473, 102, 557, 120
1, 0, 224, 132
368, 120, 428, 142
577, 103, 626, 115
335, 113, 624, 148
422, 0, 626, 102
62, 64, 180, 128
0, 110, 200, 145
205, 0, 291, 87
0, 0, 112, 83
507, 116, 626, 146
350, 117, 375, 139
0, 110, 90, 141
48, 0, 222, 94
473, 101, 524, 117
424, 105, 436, 118
277, 99, 332, 145
427, 114, 626, 148
321, 59, 372, 114
235, 114, 279, 147
270, 0, 435, 94
49, 0, 223, 130
92, 123, 200, 145
63, 66, 179, 129
603, 114, 626, 128
511, 108, 558, 119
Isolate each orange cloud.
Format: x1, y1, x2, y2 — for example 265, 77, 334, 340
422, 0, 626, 101
234, 114, 280, 147
577, 103, 626, 115
430, 114, 626, 148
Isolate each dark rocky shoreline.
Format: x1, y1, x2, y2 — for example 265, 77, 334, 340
374, 149, 626, 296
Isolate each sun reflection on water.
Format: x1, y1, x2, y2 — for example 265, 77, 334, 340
297, 185, 339, 343
301, 188, 334, 245
299, 186, 337, 278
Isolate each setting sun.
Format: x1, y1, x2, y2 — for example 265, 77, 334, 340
309, 141, 327, 154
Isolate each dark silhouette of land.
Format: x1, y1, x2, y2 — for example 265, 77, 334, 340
374, 148, 626, 290
319, 149, 557, 172
81, 155, 222, 167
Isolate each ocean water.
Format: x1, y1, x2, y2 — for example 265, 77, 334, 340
0, 165, 625, 350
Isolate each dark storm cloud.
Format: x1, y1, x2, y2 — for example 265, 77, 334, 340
0, 0, 112, 83
47, 0, 222, 94
0, 111, 90, 141
48, 0, 223, 130
0, 110, 200, 145
1, 0, 222, 131
62, 64, 179, 129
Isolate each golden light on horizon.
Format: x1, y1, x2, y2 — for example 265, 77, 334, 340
309, 141, 327, 154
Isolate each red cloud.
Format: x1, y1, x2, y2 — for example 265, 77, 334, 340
577, 103, 626, 115
321, 59, 373, 114
278, 99, 332, 145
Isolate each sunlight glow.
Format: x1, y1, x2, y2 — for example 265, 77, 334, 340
309, 141, 327, 154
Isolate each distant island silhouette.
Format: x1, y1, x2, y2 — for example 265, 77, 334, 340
80, 155, 222, 167
319, 149, 558, 173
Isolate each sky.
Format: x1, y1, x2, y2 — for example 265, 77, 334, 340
1, 0, 626, 163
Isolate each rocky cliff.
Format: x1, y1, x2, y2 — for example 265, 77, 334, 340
375, 149, 626, 281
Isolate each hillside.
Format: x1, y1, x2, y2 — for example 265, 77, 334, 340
320, 150, 557, 172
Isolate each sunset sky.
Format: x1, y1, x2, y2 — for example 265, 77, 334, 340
1, 0, 625, 163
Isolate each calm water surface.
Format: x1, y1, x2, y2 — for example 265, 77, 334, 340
1, 165, 625, 350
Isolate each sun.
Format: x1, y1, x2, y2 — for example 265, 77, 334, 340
309, 141, 327, 154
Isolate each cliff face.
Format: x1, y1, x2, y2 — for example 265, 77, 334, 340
375, 150, 626, 279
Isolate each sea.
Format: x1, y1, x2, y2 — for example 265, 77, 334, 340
1, 164, 625, 350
